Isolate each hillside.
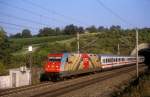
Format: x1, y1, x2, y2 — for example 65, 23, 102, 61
8, 31, 150, 67
10, 35, 74, 55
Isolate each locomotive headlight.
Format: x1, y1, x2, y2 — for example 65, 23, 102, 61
56, 65, 59, 68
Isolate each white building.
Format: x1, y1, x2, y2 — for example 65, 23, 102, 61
0, 66, 31, 89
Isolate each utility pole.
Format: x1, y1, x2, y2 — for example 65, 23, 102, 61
77, 32, 80, 54
117, 43, 120, 55
28, 46, 32, 84
136, 28, 139, 78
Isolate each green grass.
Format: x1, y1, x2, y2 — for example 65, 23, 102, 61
10, 35, 74, 46
10, 35, 74, 55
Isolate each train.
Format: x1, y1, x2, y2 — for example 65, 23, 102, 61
40, 53, 144, 81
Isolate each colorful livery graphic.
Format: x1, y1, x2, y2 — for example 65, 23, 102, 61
41, 53, 144, 81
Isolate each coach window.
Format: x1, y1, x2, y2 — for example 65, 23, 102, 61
122, 58, 124, 61
110, 58, 113, 62
103, 59, 105, 63
109, 58, 111, 62
113, 58, 115, 62
109, 58, 110, 62
106, 59, 108, 63
104, 59, 106, 63
108, 58, 110, 62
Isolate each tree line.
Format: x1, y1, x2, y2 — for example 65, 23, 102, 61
10, 24, 123, 38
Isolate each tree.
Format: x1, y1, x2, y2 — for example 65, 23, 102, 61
110, 25, 121, 31
55, 27, 62, 35
63, 24, 78, 35
0, 27, 11, 65
86, 25, 97, 33
78, 26, 84, 34
10, 33, 22, 38
22, 29, 32, 38
98, 26, 107, 32
38, 27, 55, 36
0, 27, 6, 45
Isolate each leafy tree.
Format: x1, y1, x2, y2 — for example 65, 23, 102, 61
78, 26, 84, 34
10, 33, 22, 38
22, 29, 32, 38
86, 25, 97, 33
97, 26, 109, 33
0, 27, 6, 45
55, 27, 63, 35
110, 25, 121, 31
63, 24, 78, 35
0, 27, 11, 65
38, 27, 55, 36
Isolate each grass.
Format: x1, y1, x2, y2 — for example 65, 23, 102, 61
10, 35, 74, 55
10, 35, 74, 46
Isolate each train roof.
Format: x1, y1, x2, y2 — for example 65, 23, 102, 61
98, 54, 136, 58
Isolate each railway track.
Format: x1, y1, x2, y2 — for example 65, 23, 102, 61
0, 64, 146, 97
30, 65, 146, 97
0, 82, 54, 97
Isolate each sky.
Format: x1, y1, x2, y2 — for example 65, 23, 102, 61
0, 0, 150, 35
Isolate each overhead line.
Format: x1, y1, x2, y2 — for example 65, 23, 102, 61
0, 21, 39, 30
2, 26, 37, 35
0, 1, 68, 24
1, 25, 37, 31
21, 0, 88, 26
96, 0, 134, 27
0, 12, 50, 27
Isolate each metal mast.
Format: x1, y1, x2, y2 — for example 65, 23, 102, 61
117, 43, 120, 55
136, 28, 139, 78
77, 32, 80, 54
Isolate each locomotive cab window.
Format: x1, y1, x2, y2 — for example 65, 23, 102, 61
49, 57, 61, 62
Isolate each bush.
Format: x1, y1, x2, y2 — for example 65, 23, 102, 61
0, 62, 6, 75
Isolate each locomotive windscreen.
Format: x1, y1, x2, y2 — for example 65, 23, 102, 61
49, 57, 61, 62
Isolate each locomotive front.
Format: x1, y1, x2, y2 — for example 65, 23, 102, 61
44, 54, 63, 80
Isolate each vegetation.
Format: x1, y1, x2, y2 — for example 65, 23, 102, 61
113, 70, 150, 97
0, 27, 11, 65
10, 29, 32, 38
0, 25, 150, 74
10, 35, 73, 46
